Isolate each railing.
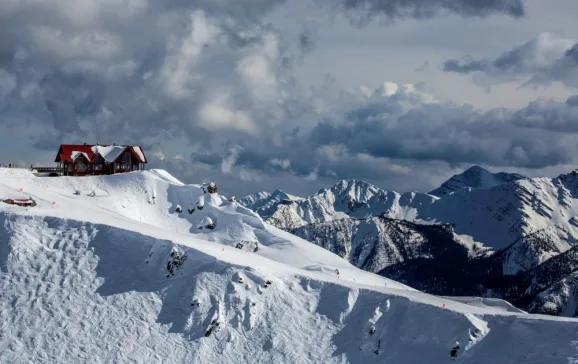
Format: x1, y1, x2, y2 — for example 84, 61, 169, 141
32, 167, 62, 173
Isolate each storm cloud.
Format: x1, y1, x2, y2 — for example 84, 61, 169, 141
6, 0, 578, 197
443, 32, 578, 89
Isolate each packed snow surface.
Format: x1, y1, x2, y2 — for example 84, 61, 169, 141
1, 168, 578, 363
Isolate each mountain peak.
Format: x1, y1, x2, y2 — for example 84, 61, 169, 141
463, 165, 488, 175
429, 166, 526, 196
330, 179, 375, 193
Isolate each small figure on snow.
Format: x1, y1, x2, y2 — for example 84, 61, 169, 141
450, 342, 460, 359
373, 339, 381, 355
253, 242, 259, 252
335, 269, 340, 278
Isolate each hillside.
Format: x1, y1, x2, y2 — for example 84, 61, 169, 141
2, 168, 578, 363
240, 167, 578, 317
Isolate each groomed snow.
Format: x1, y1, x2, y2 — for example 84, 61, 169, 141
1, 168, 578, 363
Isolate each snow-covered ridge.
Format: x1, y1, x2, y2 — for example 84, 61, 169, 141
243, 179, 434, 231
429, 165, 527, 197
2, 168, 578, 363
241, 168, 578, 251
240, 167, 578, 317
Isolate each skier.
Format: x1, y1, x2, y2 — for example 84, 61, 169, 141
335, 269, 340, 278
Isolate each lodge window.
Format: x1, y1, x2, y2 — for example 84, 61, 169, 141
95, 156, 104, 170
123, 152, 131, 164
75, 158, 87, 172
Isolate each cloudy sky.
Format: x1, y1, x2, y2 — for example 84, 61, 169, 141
1, 0, 578, 197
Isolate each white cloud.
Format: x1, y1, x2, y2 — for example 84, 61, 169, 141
160, 11, 220, 100
153, 151, 165, 160
239, 168, 262, 182
221, 145, 243, 174
268, 158, 291, 169
305, 165, 319, 181
237, 32, 281, 102
198, 90, 258, 134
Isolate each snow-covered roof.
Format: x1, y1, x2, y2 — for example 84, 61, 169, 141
71, 151, 90, 161
56, 144, 147, 163
91, 146, 127, 163
131, 146, 147, 163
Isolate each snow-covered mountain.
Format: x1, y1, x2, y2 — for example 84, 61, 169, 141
5, 168, 577, 362
238, 189, 303, 218
239, 167, 578, 317
429, 166, 526, 196
243, 179, 435, 231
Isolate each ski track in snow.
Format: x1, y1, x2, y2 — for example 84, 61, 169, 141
0, 168, 578, 363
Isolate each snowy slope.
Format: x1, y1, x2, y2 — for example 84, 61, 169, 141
429, 166, 526, 196
2, 168, 578, 363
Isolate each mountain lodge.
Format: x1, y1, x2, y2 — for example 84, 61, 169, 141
33, 144, 148, 176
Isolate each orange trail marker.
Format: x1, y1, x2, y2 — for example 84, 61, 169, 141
221, 247, 224, 252
19, 188, 22, 192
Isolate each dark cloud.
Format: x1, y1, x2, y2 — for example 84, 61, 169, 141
189, 86, 578, 187
567, 95, 578, 107
0, 0, 534, 196
442, 33, 578, 89
525, 43, 578, 88
0, 0, 527, 149
325, 0, 524, 26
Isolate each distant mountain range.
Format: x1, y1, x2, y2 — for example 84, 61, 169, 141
239, 166, 578, 317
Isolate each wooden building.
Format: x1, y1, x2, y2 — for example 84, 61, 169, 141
34, 144, 148, 176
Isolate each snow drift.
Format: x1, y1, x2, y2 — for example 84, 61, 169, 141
1, 168, 578, 363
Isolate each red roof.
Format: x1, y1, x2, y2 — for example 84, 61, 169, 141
55, 144, 147, 164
